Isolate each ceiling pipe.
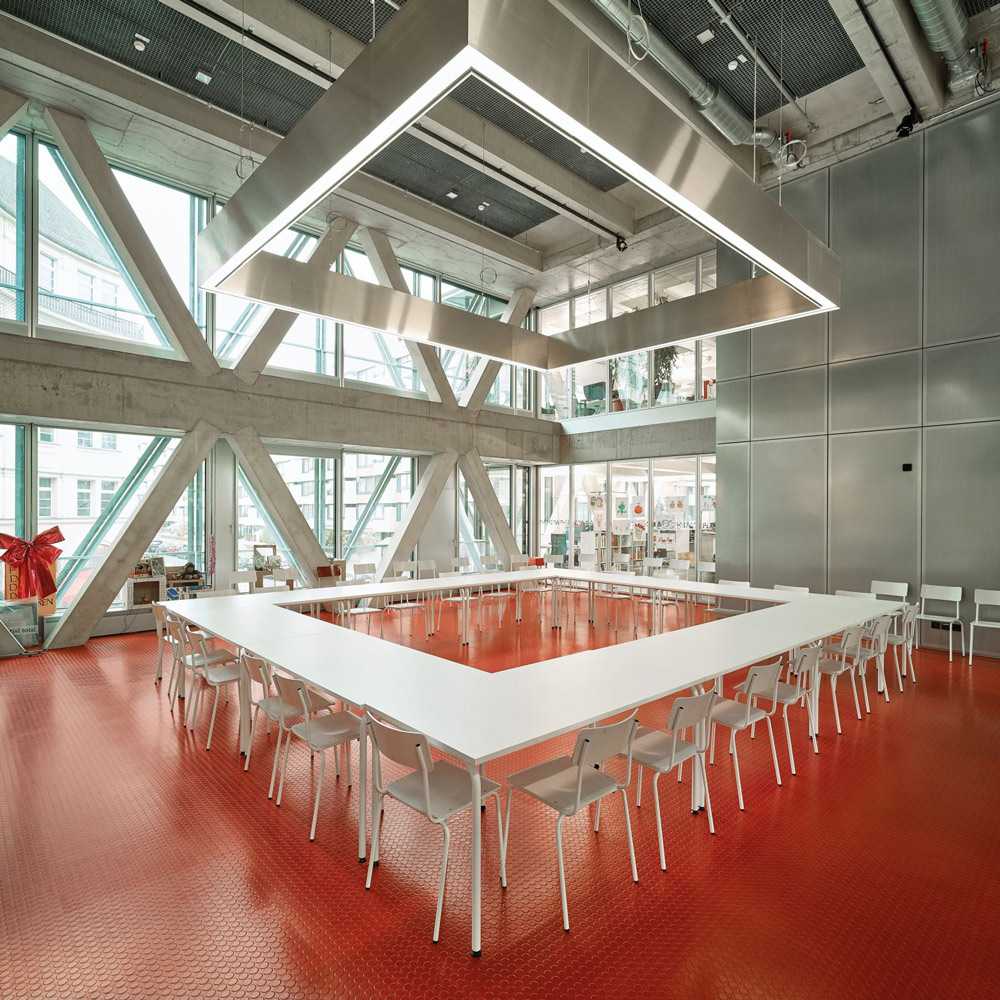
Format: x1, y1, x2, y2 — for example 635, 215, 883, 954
909, 0, 978, 90
587, 0, 787, 163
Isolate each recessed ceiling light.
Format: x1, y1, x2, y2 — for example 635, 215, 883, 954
728, 60, 739, 71
195, 67, 213, 85
445, 188, 458, 199
477, 201, 490, 211
696, 28, 714, 44
133, 33, 149, 52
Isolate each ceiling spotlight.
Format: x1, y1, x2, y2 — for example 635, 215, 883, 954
133, 33, 149, 52
195, 67, 213, 85
696, 28, 714, 44
615, 234, 628, 252
477, 201, 490, 211
895, 109, 918, 138
445, 188, 458, 199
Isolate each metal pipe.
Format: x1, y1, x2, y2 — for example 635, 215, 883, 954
587, 0, 784, 160
909, 0, 978, 90
704, 0, 818, 130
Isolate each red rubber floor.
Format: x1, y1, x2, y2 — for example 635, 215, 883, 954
2, 598, 999, 999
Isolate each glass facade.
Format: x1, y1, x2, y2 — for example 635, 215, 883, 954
341, 452, 415, 573
0, 132, 26, 321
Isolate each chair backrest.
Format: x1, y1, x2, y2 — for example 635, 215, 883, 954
258, 583, 291, 592
613, 553, 631, 570
579, 553, 598, 569
393, 561, 417, 578
974, 589, 1000, 622
365, 713, 437, 816
271, 568, 297, 583
571, 712, 638, 775
481, 559, 501, 572
871, 580, 908, 600
791, 645, 822, 682
920, 584, 961, 615
719, 580, 750, 587
184, 622, 212, 660
416, 559, 437, 579
665, 691, 716, 755
713, 580, 750, 612
450, 556, 470, 572
165, 618, 186, 647
240, 653, 271, 690
900, 603, 919, 632
545, 554, 566, 567
195, 588, 239, 598
509, 555, 530, 570
352, 562, 377, 581
743, 659, 783, 703
867, 614, 894, 650
835, 589, 876, 599
272, 672, 331, 726
643, 558, 664, 574
836, 624, 866, 659
228, 569, 257, 592
774, 584, 809, 593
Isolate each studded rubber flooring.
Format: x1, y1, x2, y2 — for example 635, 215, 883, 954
2, 596, 999, 999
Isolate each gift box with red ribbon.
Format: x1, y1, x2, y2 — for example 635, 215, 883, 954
0, 527, 64, 617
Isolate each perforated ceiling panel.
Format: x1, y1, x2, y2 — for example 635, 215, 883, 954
963, 1, 996, 15
292, 0, 406, 45
640, 0, 864, 118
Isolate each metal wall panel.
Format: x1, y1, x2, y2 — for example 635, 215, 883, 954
750, 437, 827, 592
716, 442, 749, 582
829, 351, 922, 433
716, 244, 750, 381
925, 103, 1000, 345
924, 337, 1000, 425
923, 422, 1000, 656
752, 172, 829, 374
829, 136, 923, 361
751, 366, 828, 440
828, 430, 920, 596
716, 378, 749, 443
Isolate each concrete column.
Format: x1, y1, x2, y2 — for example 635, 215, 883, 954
457, 448, 522, 568
208, 439, 237, 587
42, 107, 221, 378
46, 419, 221, 649
0, 86, 27, 138
232, 220, 357, 385
375, 450, 459, 579
226, 427, 329, 587
459, 287, 536, 415
357, 227, 459, 409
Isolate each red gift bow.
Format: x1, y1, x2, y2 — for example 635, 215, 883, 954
0, 527, 65, 600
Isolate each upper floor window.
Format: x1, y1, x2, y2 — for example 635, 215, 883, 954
77, 431, 93, 448
77, 271, 96, 302
101, 434, 117, 450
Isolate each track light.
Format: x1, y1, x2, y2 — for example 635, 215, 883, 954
896, 109, 918, 138
615, 234, 628, 252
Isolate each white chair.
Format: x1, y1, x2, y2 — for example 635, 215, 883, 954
435, 570, 470, 632
151, 603, 170, 683
339, 563, 385, 633
255, 583, 291, 593
709, 660, 783, 810
640, 567, 681, 632
195, 588, 239, 598
523, 556, 561, 621
383, 575, 429, 638
165, 618, 235, 714
596, 558, 638, 635
706, 580, 751, 619
365, 713, 504, 943
861, 614, 895, 705
504, 712, 639, 933
817, 625, 866, 733
270, 567, 298, 588
449, 556, 471, 574
887, 604, 918, 687
183, 626, 241, 749
228, 569, 257, 593
969, 589, 1000, 666
629, 692, 716, 870
273, 673, 359, 841
241, 654, 298, 790
915, 584, 965, 661
392, 560, 417, 580
735, 646, 820, 774
871, 580, 908, 603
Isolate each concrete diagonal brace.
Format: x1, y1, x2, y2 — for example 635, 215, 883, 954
45, 419, 222, 649
226, 427, 330, 588
375, 450, 459, 581
459, 287, 537, 416
232, 220, 358, 385
457, 448, 522, 570
0, 85, 27, 139
357, 227, 459, 410
42, 107, 221, 379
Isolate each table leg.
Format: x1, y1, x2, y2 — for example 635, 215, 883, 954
551, 577, 559, 628
462, 589, 469, 645
358, 715, 368, 863
468, 764, 482, 957
238, 661, 251, 756
515, 583, 522, 622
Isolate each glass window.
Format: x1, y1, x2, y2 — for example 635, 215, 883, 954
572, 360, 607, 417
611, 275, 649, 317
700, 337, 717, 399
37, 143, 166, 346
236, 467, 299, 576
456, 463, 525, 567
101, 433, 117, 450
653, 341, 697, 405
0, 424, 26, 538
699, 455, 717, 581
610, 460, 650, 567
539, 465, 570, 559
76, 480, 92, 517
342, 452, 415, 573
653, 260, 697, 305
610, 352, 648, 411
37, 477, 52, 520
270, 454, 337, 555
540, 369, 571, 420
39, 255, 56, 294
438, 281, 506, 396
100, 480, 116, 511
651, 457, 697, 579
538, 301, 570, 336
149, 465, 205, 575
700, 251, 717, 291
573, 289, 607, 328
38, 428, 55, 444
77, 431, 93, 448
572, 463, 608, 567
0, 132, 26, 321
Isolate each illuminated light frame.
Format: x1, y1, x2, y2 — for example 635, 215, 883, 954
198, 0, 839, 371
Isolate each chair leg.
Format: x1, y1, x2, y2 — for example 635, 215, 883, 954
831, 677, 842, 735
309, 750, 326, 841
652, 771, 666, 871
881, 655, 890, 703
167, 656, 180, 710
502, 787, 514, 862
894, 646, 904, 692
620, 787, 638, 884
709, 722, 716, 765
276, 730, 293, 806
244, 706, 260, 772
765, 717, 782, 786
155, 639, 164, 683
783, 707, 796, 776
731, 733, 744, 810
206, 685, 221, 750
555, 814, 570, 932
365, 791, 385, 890
859, 666, 871, 714
968, 624, 974, 666
346, 740, 353, 788
494, 793, 507, 888
948, 627, 953, 662
698, 753, 715, 834
268, 723, 284, 799
960, 622, 965, 657
636, 765, 643, 808
432, 822, 451, 943
847, 670, 861, 720
908, 642, 916, 683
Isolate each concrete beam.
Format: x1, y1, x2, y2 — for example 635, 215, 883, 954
226, 426, 329, 587
829, 0, 913, 118
460, 287, 536, 415
46, 419, 221, 648
42, 108, 222, 378
375, 449, 459, 580
0, 331, 562, 464
357, 227, 459, 409
561, 407, 717, 464
457, 449, 522, 568
232, 220, 357, 384
0, 85, 27, 138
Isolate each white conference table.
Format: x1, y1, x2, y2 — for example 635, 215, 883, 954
166, 576, 898, 956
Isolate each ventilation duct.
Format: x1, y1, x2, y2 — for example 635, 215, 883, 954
909, 0, 978, 90
587, 0, 785, 161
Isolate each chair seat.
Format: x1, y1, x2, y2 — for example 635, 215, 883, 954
970, 619, 1000, 629
204, 662, 242, 685
627, 726, 698, 772
254, 694, 299, 721
290, 710, 359, 751
915, 613, 960, 623
710, 697, 766, 730
183, 649, 236, 670
386, 760, 500, 821
734, 678, 800, 705
506, 755, 619, 814
817, 653, 853, 675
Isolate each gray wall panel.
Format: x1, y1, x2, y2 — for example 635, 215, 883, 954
716, 244, 751, 381
925, 103, 1000, 345
716, 442, 749, 581
924, 337, 1000, 425
923, 422, 1000, 655
828, 430, 920, 596
716, 378, 749, 443
752, 172, 829, 374
751, 366, 827, 440
750, 437, 827, 592
829, 351, 922, 433
830, 136, 922, 361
